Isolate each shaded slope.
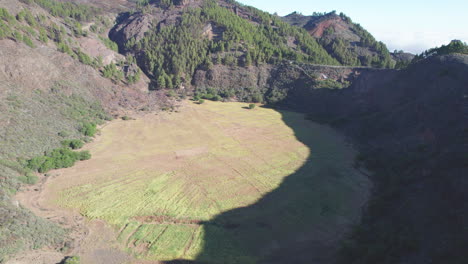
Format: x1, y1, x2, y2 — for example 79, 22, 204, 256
281, 54, 468, 263
165, 54, 468, 264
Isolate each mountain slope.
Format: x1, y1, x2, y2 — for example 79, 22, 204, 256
282, 11, 394, 68
275, 54, 468, 264
0, 0, 168, 261
110, 0, 341, 90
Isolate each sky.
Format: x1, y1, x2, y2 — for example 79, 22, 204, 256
237, 0, 468, 54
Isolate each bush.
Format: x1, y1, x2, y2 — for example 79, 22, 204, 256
121, 116, 131, 121
102, 63, 123, 81
58, 131, 70, 137
198, 99, 205, 104
80, 122, 96, 137
77, 151, 91, 161
248, 103, 256, 109
62, 256, 80, 264
27, 148, 92, 173
61, 139, 84, 149
18, 172, 38, 185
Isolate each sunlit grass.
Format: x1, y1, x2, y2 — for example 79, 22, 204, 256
53, 101, 369, 262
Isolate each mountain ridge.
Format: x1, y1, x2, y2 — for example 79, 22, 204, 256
282, 11, 394, 68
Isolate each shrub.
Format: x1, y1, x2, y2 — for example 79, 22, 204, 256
18, 172, 39, 185
22, 34, 35, 48
61, 139, 84, 149
102, 63, 123, 81
58, 131, 70, 137
248, 103, 256, 109
99, 36, 118, 52
62, 256, 80, 264
198, 99, 205, 104
27, 148, 92, 174
80, 123, 96, 137
77, 151, 91, 161
121, 116, 131, 121
0, 8, 14, 22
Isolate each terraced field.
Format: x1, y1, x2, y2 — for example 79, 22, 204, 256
45, 101, 370, 263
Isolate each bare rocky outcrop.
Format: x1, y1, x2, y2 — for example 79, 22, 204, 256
193, 64, 272, 91
110, 12, 154, 46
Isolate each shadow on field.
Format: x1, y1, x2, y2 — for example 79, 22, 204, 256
165, 107, 368, 264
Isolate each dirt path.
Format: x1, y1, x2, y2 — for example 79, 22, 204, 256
9, 170, 134, 264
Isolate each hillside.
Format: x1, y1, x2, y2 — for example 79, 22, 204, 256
282, 11, 394, 68
0, 0, 467, 263
274, 54, 468, 264
109, 0, 342, 91
0, 0, 170, 261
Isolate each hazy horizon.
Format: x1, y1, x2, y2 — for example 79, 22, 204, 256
238, 0, 468, 54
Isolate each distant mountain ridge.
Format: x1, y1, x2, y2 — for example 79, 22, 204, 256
282, 11, 394, 68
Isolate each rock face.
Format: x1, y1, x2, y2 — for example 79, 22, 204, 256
110, 13, 153, 45
193, 64, 272, 92
283, 12, 361, 42
78, 37, 124, 65
109, 0, 204, 50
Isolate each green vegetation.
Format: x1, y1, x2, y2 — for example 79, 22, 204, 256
99, 36, 119, 52
80, 122, 97, 137
61, 139, 85, 149
102, 63, 124, 81
20, 0, 100, 22
193, 88, 225, 101
413, 40, 468, 62
317, 12, 393, 68
0, 8, 15, 22
62, 256, 80, 264
17, 172, 39, 185
22, 33, 35, 47
128, 0, 339, 89
0, 1, 117, 261
198, 99, 205, 104
55, 102, 369, 262
248, 103, 255, 109
315, 78, 350, 89
9, 0, 130, 83
26, 147, 91, 173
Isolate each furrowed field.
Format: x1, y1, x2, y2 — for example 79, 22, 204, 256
46, 101, 369, 263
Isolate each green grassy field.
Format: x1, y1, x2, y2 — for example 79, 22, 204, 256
51, 101, 369, 262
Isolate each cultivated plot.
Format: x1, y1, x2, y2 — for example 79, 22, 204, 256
48, 101, 369, 262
